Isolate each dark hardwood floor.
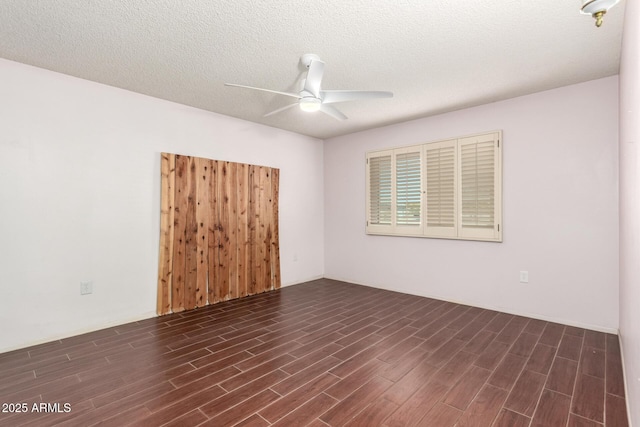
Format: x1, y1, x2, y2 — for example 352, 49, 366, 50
0, 279, 629, 426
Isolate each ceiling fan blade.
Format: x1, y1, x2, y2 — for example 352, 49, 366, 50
321, 90, 393, 104
264, 103, 298, 117
224, 83, 301, 99
320, 104, 348, 121
303, 59, 325, 98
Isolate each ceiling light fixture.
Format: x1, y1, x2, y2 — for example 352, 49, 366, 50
580, 0, 620, 27
299, 97, 322, 113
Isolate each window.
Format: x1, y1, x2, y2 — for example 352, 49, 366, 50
366, 131, 502, 242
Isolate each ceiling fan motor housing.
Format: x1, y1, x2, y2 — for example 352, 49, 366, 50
300, 53, 322, 68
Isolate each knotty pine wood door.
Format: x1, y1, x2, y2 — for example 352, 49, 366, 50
157, 153, 280, 315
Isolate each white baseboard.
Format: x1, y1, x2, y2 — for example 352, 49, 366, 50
0, 311, 157, 354
322, 275, 618, 334
282, 275, 324, 287
1, 278, 328, 355
618, 333, 634, 427
1, 275, 620, 357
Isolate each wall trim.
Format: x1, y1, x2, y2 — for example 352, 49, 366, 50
282, 275, 325, 287
619, 333, 634, 427
0, 311, 157, 355
323, 275, 619, 334
0, 274, 617, 355
0, 279, 324, 355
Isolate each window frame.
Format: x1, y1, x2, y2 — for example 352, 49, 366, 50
365, 131, 502, 242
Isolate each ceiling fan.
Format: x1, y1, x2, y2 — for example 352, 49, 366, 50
225, 54, 393, 121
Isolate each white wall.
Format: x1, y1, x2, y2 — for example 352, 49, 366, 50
0, 59, 325, 353
324, 76, 619, 332
619, 0, 640, 423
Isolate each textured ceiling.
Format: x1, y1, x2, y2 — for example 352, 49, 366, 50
0, 1, 626, 139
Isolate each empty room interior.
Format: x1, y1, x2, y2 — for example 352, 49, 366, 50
0, 1, 638, 426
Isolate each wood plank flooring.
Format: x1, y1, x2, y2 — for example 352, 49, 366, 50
0, 279, 629, 426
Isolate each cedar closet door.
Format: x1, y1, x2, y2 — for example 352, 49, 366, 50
157, 153, 281, 315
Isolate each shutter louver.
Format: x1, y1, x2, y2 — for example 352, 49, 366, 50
426, 145, 456, 228
461, 141, 495, 229
396, 151, 421, 226
368, 155, 392, 225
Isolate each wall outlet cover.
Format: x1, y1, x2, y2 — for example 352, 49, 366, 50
519, 271, 529, 283
80, 281, 93, 295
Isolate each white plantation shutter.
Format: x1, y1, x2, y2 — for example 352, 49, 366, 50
458, 133, 501, 240
425, 140, 457, 238
366, 151, 393, 233
395, 148, 422, 232
366, 131, 501, 242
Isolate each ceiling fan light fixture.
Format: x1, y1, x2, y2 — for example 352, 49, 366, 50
580, 0, 620, 27
299, 97, 322, 113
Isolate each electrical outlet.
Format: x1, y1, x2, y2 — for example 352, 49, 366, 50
80, 281, 93, 295
519, 271, 529, 283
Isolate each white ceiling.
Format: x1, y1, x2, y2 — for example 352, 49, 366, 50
0, 1, 626, 139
